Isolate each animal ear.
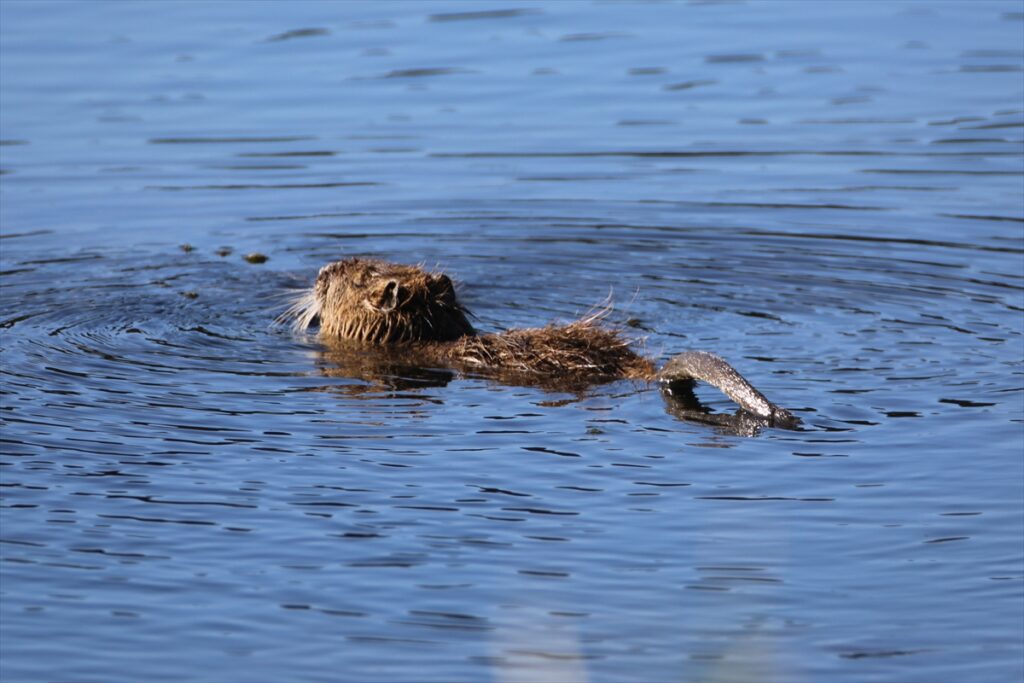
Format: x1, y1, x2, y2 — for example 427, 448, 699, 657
373, 280, 400, 312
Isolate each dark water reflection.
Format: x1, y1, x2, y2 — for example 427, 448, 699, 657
2, 1, 1022, 682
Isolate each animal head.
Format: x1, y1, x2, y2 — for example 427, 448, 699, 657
287, 257, 475, 344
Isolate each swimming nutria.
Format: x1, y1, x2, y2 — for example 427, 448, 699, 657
283, 257, 799, 428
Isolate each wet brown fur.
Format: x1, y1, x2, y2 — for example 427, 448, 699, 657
287, 257, 656, 386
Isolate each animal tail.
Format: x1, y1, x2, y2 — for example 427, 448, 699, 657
657, 350, 799, 428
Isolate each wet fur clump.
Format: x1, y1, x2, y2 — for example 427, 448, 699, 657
448, 317, 655, 383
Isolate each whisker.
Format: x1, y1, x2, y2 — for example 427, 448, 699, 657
274, 288, 321, 332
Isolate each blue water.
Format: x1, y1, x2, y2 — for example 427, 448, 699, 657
1, 1, 1022, 682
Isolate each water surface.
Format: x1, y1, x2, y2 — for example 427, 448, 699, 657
1, 2, 1022, 682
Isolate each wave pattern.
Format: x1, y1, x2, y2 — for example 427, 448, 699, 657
1, 1, 1021, 682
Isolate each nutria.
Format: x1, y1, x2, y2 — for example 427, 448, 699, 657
283, 257, 799, 429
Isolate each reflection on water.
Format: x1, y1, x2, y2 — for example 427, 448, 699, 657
315, 338, 791, 436
1, 1, 1022, 682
